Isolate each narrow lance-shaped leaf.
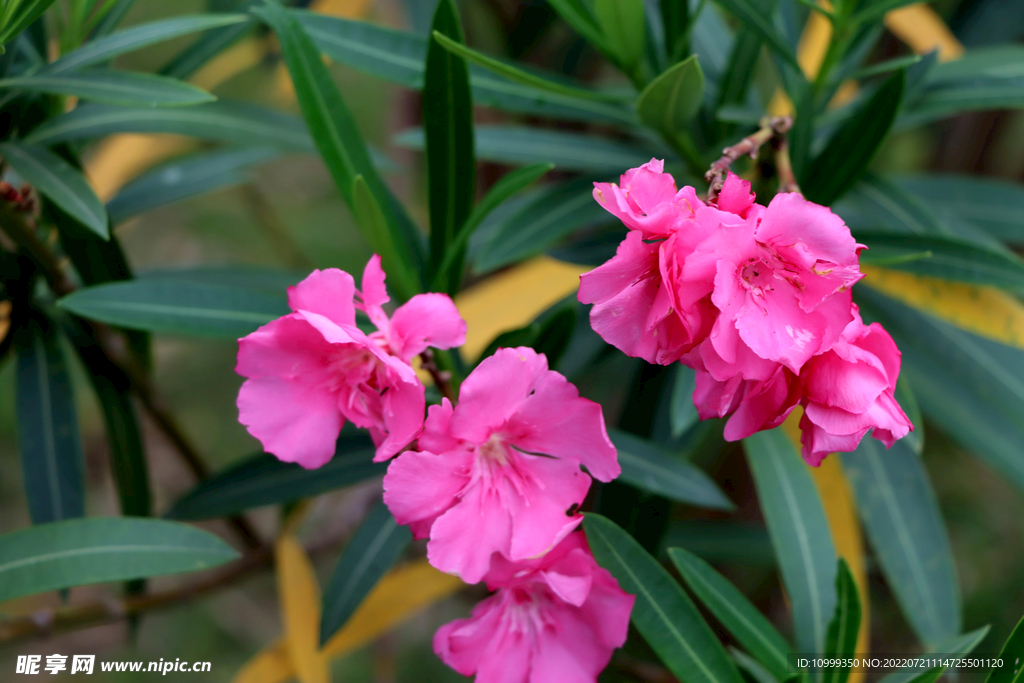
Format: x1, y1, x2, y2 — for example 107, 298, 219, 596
14, 315, 86, 525
61, 317, 150, 518
431, 162, 552, 292
57, 278, 291, 338
584, 514, 746, 683
0, 70, 217, 107
986, 614, 1024, 683
166, 433, 381, 521
804, 70, 906, 206
320, 502, 412, 645
0, 141, 108, 239
424, 0, 474, 297
254, 1, 423, 293
106, 147, 279, 224
670, 364, 699, 438
744, 429, 837, 656
711, 0, 800, 69
42, 13, 248, 72
431, 31, 625, 103
855, 232, 1024, 289
878, 627, 991, 683
545, 0, 610, 53
669, 547, 792, 681
352, 176, 420, 301
0, 0, 58, 46
660, 0, 689, 61
823, 559, 862, 683
610, 429, 735, 509
0, 518, 239, 602
840, 438, 961, 647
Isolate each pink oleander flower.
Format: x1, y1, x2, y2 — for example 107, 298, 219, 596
434, 532, 634, 683
383, 347, 619, 584
682, 175, 864, 376
691, 365, 800, 442
579, 160, 717, 365
798, 306, 913, 465
236, 255, 466, 468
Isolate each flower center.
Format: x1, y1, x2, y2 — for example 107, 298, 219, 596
478, 433, 510, 467
740, 258, 774, 296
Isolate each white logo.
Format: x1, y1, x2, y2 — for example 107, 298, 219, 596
16, 655, 41, 674
71, 655, 95, 674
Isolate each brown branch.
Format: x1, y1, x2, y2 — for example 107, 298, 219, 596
773, 135, 802, 195
419, 348, 457, 404
704, 116, 794, 203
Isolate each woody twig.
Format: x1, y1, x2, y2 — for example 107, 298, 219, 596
704, 116, 795, 203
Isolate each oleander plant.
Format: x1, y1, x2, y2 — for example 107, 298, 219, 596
1, 0, 1024, 681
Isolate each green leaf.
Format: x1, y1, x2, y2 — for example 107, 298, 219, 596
545, 0, 610, 53
744, 429, 837, 656
14, 315, 85, 525
670, 364, 699, 439
610, 429, 734, 509
925, 46, 1024, 85
711, 0, 800, 70
57, 279, 290, 338
431, 31, 625, 103
107, 147, 279, 223
166, 434, 381, 520
804, 70, 905, 206
43, 13, 247, 73
432, 163, 552, 292
849, 0, 921, 25
395, 125, 658, 174
660, 0, 689, 62
823, 560, 862, 683
0, 70, 216, 107
0, 517, 239, 602
473, 178, 613, 273
730, 648, 784, 683
319, 502, 412, 645
583, 513, 746, 683
836, 175, 1007, 251
669, 547, 792, 681
0, 0, 57, 46
0, 141, 108, 239
593, 0, 647, 74
476, 296, 577, 367
60, 317, 150, 518
855, 285, 1024, 496
878, 627, 991, 683
254, 1, 423, 293
895, 376, 924, 455
894, 175, 1024, 244
637, 55, 705, 134
295, 10, 635, 125
856, 231, 1024, 289
851, 54, 922, 80
840, 438, 961, 647
424, 1, 474, 297
986, 614, 1024, 683
352, 176, 420, 301
25, 102, 313, 150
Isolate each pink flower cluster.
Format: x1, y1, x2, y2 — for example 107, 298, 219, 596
236, 257, 633, 683
578, 160, 913, 465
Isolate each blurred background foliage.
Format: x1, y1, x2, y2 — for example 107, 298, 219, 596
1, 0, 1024, 681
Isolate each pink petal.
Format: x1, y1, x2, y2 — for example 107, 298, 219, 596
286, 268, 356, 328
383, 449, 473, 535
578, 230, 658, 305
388, 293, 467, 362
236, 314, 336, 379
237, 377, 341, 469
358, 254, 392, 332
803, 347, 889, 414
427, 483, 513, 584
419, 399, 462, 454
505, 452, 591, 560
722, 367, 799, 441
507, 371, 620, 481
716, 172, 755, 216
449, 347, 548, 444
735, 283, 830, 373
373, 377, 426, 460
